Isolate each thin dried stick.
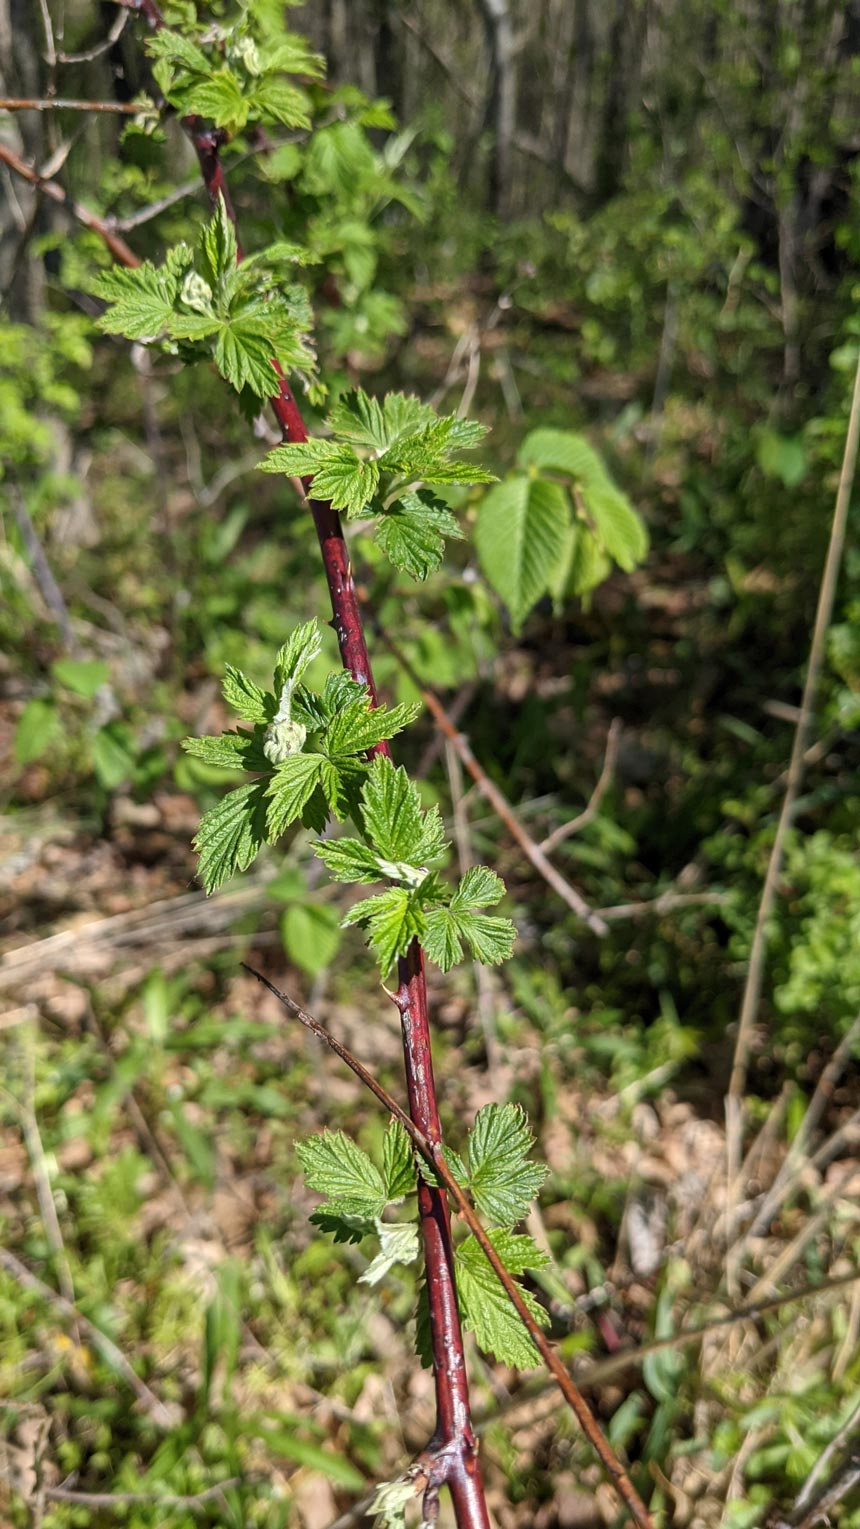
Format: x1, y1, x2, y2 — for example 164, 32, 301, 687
727, 348, 860, 1119
0, 1247, 177, 1427
0, 95, 150, 114
242, 965, 653, 1529
56, 9, 128, 62
45, 1480, 241, 1510
793, 1393, 860, 1518
0, 142, 140, 268
540, 718, 621, 851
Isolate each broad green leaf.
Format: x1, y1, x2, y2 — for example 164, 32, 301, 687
342, 885, 425, 973
281, 902, 342, 977
296, 1130, 387, 1217
266, 753, 324, 838
91, 726, 134, 790
756, 430, 807, 488
382, 1119, 417, 1200
455, 1229, 549, 1368
259, 1427, 365, 1491
51, 658, 109, 698
567, 530, 612, 597
358, 1220, 420, 1285
15, 698, 61, 765
466, 1104, 547, 1226
94, 259, 184, 340
194, 779, 268, 893
376, 491, 463, 580
475, 474, 571, 628
583, 480, 648, 571
259, 439, 337, 479
517, 427, 607, 482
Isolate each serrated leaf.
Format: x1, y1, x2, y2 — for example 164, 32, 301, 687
382, 1119, 417, 1201
222, 665, 270, 723
423, 867, 515, 972
310, 445, 380, 518
296, 1131, 387, 1217
182, 68, 248, 129
200, 193, 238, 286
323, 695, 420, 759
94, 260, 181, 340
194, 779, 268, 893
517, 427, 607, 482
466, 1104, 547, 1226
475, 474, 571, 628
259, 439, 337, 478
273, 618, 323, 697
146, 28, 210, 75
582, 480, 648, 571
342, 885, 426, 973
310, 1209, 375, 1244
266, 753, 324, 838
376, 491, 463, 580
455, 1229, 549, 1368
451, 866, 506, 910
358, 1220, 420, 1285
215, 317, 279, 396
360, 756, 448, 866
182, 730, 268, 771
251, 77, 311, 128
314, 837, 387, 884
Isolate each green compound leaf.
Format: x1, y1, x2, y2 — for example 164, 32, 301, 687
475, 474, 572, 630
466, 1104, 547, 1227
422, 867, 515, 972
266, 752, 324, 839
360, 756, 448, 867
358, 1220, 420, 1286
94, 254, 190, 340
455, 1229, 550, 1368
194, 778, 268, 893
382, 1119, 417, 1201
222, 665, 271, 724
376, 490, 463, 581
342, 885, 426, 974
296, 1130, 387, 1218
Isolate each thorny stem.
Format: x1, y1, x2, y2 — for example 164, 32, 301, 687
126, 1, 487, 1519
243, 967, 654, 1529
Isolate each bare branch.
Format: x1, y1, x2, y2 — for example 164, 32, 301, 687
540, 718, 622, 852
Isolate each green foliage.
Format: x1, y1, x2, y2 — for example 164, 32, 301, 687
318, 756, 515, 974
475, 426, 648, 627
147, 9, 324, 135
299, 1106, 548, 1368
260, 388, 491, 578
182, 619, 419, 891
94, 195, 315, 400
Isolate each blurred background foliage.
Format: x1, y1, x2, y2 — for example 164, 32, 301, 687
4, 1, 860, 1525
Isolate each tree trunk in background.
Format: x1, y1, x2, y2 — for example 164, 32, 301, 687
478, 0, 516, 217
0, 0, 48, 318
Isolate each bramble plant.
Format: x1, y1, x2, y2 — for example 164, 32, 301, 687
65, 2, 651, 1525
